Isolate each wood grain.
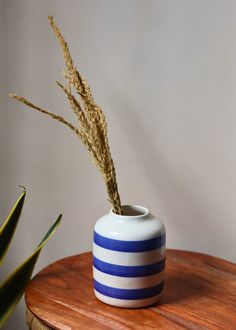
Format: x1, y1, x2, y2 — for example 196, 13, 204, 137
25, 250, 236, 329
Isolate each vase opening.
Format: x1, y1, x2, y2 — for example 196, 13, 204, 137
111, 205, 149, 217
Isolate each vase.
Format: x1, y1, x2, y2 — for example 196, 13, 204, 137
93, 205, 166, 308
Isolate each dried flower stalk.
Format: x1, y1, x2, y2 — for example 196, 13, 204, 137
9, 16, 122, 214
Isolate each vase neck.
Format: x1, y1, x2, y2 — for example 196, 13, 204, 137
110, 205, 149, 218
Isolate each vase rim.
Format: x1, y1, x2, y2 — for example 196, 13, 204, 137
110, 205, 149, 218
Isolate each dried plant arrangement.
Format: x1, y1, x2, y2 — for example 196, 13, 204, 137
9, 16, 122, 215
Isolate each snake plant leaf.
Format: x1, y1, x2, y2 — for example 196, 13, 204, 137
0, 214, 61, 328
0, 189, 26, 266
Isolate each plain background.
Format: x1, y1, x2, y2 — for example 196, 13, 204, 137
1, 0, 236, 328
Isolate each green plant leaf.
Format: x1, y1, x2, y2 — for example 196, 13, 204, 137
0, 214, 61, 327
0, 188, 26, 266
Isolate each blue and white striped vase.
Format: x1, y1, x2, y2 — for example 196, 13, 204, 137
93, 205, 166, 308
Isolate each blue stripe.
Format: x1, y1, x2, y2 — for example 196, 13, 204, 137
93, 256, 165, 277
94, 231, 165, 252
94, 279, 164, 300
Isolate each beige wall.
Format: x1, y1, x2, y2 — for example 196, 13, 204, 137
1, 0, 236, 328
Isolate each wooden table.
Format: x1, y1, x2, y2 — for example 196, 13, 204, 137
25, 250, 236, 329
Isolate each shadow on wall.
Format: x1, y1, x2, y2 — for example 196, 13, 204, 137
1, 1, 55, 329
107, 83, 226, 252
0, 0, 12, 208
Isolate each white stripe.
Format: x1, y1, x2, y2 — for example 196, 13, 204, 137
93, 267, 165, 289
94, 290, 163, 308
93, 243, 165, 266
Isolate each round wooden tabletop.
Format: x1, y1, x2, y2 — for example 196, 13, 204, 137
25, 249, 236, 329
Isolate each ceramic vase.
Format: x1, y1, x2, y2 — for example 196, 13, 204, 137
93, 205, 166, 308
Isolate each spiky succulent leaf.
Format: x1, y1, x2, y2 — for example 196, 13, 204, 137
0, 214, 61, 327
0, 189, 26, 266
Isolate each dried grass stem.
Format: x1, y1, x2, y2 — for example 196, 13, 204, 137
9, 16, 122, 215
